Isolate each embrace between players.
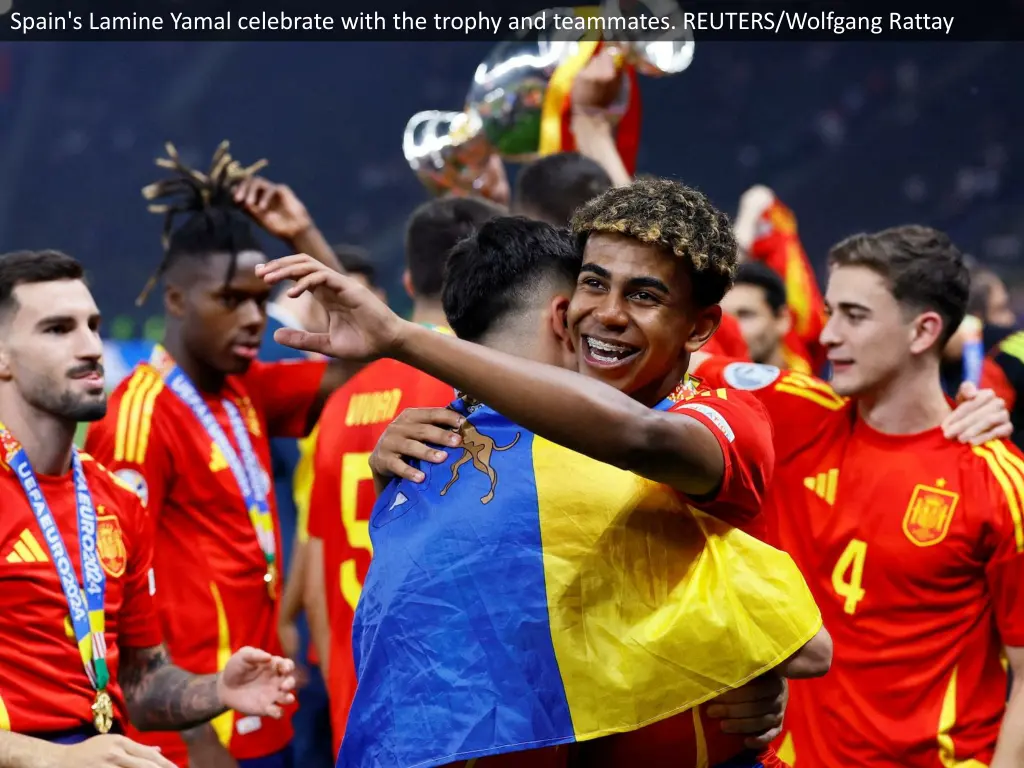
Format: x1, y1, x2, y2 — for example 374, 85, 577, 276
0, 174, 1019, 768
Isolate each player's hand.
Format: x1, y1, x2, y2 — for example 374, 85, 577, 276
277, 619, 310, 689
733, 184, 776, 259
370, 407, 465, 484
234, 177, 313, 242
705, 673, 787, 749
217, 647, 297, 719
571, 49, 623, 112
257, 254, 406, 362
943, 381, 1012, 445
60, 734, 177, 768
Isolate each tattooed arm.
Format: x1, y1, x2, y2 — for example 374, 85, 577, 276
119, 644, 226, 732
120, 643, 296, 734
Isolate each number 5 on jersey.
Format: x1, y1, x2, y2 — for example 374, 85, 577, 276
340, 452, 374, 610
831, 538, 867, 614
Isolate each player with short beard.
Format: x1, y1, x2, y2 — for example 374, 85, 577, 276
0, 250, 296, 768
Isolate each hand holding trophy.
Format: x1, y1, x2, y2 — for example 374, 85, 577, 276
402, 0, 694, 197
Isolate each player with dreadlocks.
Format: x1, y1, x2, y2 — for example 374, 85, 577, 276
86, 142, 356, 768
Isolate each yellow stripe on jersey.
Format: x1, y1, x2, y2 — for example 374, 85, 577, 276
774, 372, 847, 411
0, 694, 9, 731
691, 709, 709, 768
972, 443, 1024, 554
209, 582, 235, 748
293, 427, 319, 544
936, 666, 988, 768
988, 441, 1024, 553
115, 369, 163, 464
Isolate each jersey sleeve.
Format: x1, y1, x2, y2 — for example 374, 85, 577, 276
694, 356, 849, 462
108, 480, 163, 649
243, 359, 329, 439
977, 440, 1024, 647
84, 371, 172, 519
667, 388, 775, 528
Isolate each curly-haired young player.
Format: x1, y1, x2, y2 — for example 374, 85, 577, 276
86, 143, 355, 768
258, 181, 811, 768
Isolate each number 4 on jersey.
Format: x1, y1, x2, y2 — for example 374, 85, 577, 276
831, 539, 867, 614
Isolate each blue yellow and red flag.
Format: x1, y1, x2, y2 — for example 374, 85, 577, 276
340, 400, 822, 768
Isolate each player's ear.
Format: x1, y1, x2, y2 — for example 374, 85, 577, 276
685, 304, 722, 353
402, 270, 415, 301
163, 283, 187, 320
910, 310, 945, 356
777, 306, 793, 337
0, 343, 11, 381
549, 294, 573, 350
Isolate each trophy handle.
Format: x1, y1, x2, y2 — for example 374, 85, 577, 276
601, 0, 695, 76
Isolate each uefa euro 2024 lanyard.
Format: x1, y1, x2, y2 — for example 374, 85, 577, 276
149, 346, 278, 599
0, 421, 116, 734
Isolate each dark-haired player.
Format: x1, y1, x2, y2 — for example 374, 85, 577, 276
86, 144, 353, 768
303, 195, 503, 756
511, 152, 612, 227
262, 181, 805, 767
721, 262, 808, 372
696, 226, 1024, 766
0, 250, 295, 768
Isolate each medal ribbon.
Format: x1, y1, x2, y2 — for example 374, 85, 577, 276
149, 347, 276, 579
0, 422, 109, 692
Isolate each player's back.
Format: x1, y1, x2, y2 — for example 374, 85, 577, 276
310, 357, 454, 748
347, 397, 820, 768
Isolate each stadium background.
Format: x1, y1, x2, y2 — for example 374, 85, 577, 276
0, 40, 1020, 393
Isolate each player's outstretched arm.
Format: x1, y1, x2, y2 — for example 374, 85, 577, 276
259, 256, 745, 498
991, 646, 1024, 768
119, 644, 296, 732
0, 731, 175, 768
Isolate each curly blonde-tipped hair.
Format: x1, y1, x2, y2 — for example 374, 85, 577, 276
569, 178, 738, 306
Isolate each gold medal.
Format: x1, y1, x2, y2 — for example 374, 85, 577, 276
92, 689, 114, 734
264, 563, 278, 600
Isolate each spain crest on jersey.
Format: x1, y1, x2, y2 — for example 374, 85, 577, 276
96, 513, 127, 578
902, 483, 959, 547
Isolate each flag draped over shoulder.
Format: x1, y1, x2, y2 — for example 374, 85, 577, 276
342, 402, 821, 768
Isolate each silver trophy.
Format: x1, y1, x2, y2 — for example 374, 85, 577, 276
464, 0, 695, 162
402, 110, 497, 197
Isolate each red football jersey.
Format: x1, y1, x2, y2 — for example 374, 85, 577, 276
307, 357, 455, 755
0, 452, 161, 734
698, 358, 1024, 767
86, 358, 326, 764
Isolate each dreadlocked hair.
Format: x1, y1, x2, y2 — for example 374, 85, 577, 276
137, 140, 268, 306
569, 177, 738, 307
